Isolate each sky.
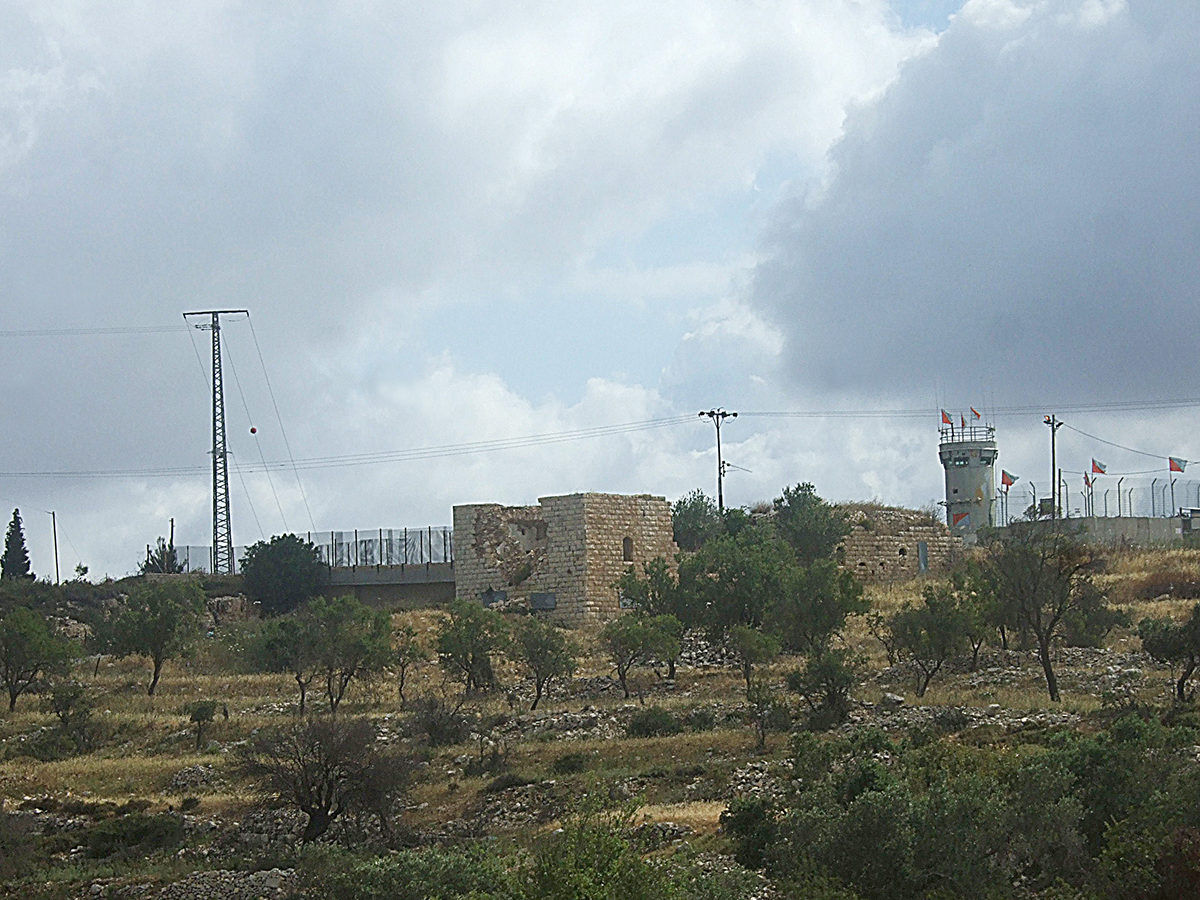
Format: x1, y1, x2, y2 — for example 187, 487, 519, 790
2, 0, 1199, 578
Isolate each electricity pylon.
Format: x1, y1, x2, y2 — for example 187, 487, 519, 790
184, 309, 248, 574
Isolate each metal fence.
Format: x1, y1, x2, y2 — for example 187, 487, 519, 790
173, 545, 248, 575
172, 527, 453, 573
308, 527, 454, 568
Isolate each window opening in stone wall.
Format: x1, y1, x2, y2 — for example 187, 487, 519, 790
898, 547, 907, 557
622, 536, 633, 561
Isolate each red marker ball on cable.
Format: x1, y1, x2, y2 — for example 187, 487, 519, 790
250, 427, 257, 434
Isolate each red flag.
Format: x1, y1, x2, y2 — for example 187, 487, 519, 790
1091, 459, 1107, 475
1170, 457, 1187, 473
941, 410, 952, 426
1084, 473, 1092, 488
952, 512, 970, 527
961, 414, 966, 429
971, 407, 981, 419
1001, 470, 1017, 487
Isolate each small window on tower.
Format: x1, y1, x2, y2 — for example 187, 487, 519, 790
622, 537, 634, 561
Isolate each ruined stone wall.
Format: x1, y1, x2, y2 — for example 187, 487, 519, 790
579, 493, 679, 625
837, 504, 961, 582
453, 493, 677, 626
453, 503, 555, 605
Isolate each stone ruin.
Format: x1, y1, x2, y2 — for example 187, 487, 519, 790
836, 503, 960, 582
453, 493, 678, 627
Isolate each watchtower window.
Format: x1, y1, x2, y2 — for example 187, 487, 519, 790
622, 536, 634, 561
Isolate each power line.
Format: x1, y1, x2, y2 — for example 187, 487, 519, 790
224, 336, 288, 532
0, 414, 697, 479
0, 326, 188, 337
248, 314, 316, 533
741, 397, 1200, 419
1061, 423, 1186, 463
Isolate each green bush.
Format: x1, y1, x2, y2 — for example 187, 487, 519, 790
0, 808, 33, 879
551, 751, 591, 775
525, 807, 675, 900
297, 843, 517, 900
407, 694, 473, 746
682, 708, 716, 732
721, 797, 779, 870
85, 812, 185, 859
626, 706, 682, 738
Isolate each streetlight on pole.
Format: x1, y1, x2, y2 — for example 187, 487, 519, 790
1044, 415, 1064, 521
699, 408, 737, 513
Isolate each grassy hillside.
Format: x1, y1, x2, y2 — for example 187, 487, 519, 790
2, 548, 1200, 898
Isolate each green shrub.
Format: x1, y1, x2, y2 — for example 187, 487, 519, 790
682, 708, 716, 732
525, 807, 674, 900
0, 808, 33, 880
626, 706, 682, 738
85, 812, 185, 859
407, 695, 473, 746
551, 751, 591, 775
721, 797, 779, 870
298, 843, 517, 900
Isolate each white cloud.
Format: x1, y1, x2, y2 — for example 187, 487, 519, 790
754, 0, 1200, 405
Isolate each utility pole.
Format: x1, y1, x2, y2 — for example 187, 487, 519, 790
47, 511, 59, 585
184, 310, 248, 575
699, 408, 737, 513
1044, 415, 1064, 521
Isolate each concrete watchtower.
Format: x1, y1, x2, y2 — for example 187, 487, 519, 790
938, 415, 997, 544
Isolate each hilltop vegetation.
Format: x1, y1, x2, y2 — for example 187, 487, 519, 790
1, 492, 1200, 898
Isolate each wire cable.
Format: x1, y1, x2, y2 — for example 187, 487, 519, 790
223, 336, 288, 531
0, 326, 188, 337
230, 454, 265, 542
1061, 423, 1188, 464
0, 414, 697, 479
247, 314, 317, 532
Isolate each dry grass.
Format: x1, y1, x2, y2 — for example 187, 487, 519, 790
5, 545, 1200, 834
635, 800, 727, 834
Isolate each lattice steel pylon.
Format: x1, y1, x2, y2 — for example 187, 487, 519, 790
184, 309, 247, 574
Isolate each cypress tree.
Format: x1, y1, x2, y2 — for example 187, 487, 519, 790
1, 509, 34, 581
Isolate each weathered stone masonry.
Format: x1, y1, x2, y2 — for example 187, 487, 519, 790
453, 493, 678, 626
836, 504, 960, 582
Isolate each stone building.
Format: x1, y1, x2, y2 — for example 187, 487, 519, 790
837, 503, 960, 582
452, 493, 678, 627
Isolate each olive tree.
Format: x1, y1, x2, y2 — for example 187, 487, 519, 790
598, 614, 680, 699
1139, 604, 1200, 702
250, 595, 391, 714
511, 617, 577, 710
0, 606, 75, 711
239, 716, 413, 843
101, 580, 205, 696
986, 528, 1110, 702
437, 599, 508, 695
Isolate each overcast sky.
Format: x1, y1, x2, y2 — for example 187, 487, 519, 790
2, 0, 1198, 578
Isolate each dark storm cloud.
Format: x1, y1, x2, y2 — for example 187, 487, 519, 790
754, 0, 1200, 404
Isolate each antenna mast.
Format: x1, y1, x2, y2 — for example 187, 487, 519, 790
184, 309, 248, 574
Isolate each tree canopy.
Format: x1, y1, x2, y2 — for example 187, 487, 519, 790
0, 606, 75, 710
511, 617, 578, 709
771, 482, 850, 566
986, 527, 1113, 702
1, 509, 34, 581
436, 599, 508, 695
100, 579, 205, 695
241, 534, 327, 616
671, 489, 726, 552
139, 537, 184, 575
